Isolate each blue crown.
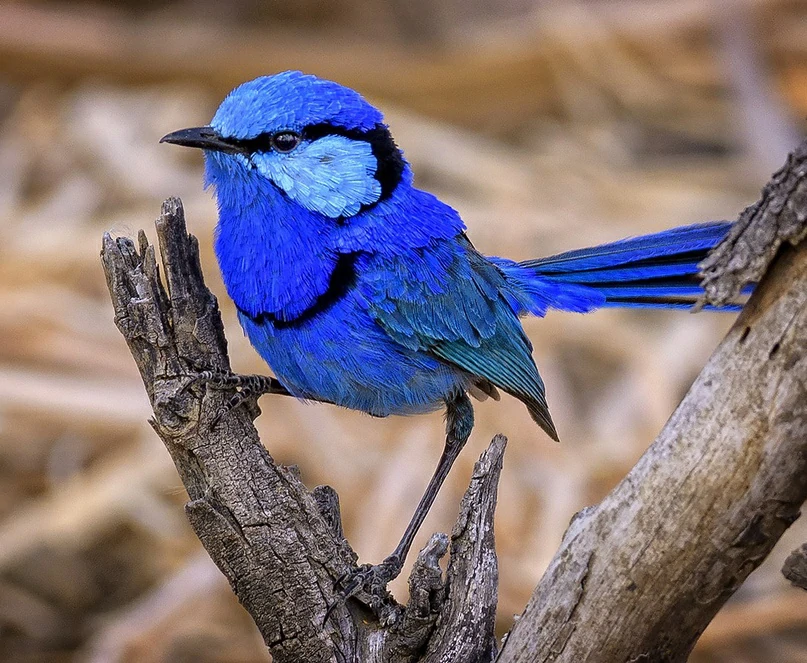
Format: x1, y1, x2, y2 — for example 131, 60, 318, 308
211, 71, 385, 139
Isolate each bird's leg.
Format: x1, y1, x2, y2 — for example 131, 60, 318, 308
333, 392, 474, 609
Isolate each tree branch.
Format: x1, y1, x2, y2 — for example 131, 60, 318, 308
100, 200, 504, 663
498, 140, 807, 662
699, 139, 807, 306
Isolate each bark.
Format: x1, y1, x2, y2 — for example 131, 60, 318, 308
102, 138, 807, 663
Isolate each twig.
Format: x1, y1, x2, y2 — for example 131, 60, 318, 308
699, 139, 807, 306
783, 544, 807, 591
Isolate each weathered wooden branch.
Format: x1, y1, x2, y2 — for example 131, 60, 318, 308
498, 140, 807, 662
102, 138, 806, 663
101, 202, 503, 663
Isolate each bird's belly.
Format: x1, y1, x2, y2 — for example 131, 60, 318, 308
237, 293, 466, 416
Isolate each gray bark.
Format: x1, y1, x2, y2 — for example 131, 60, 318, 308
102, 138, 807, 662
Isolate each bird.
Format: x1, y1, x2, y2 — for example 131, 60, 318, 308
161, 70, 746, 602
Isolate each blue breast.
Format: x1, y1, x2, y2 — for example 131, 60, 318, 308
237, 277, 468, 417
206, 150, 340, 322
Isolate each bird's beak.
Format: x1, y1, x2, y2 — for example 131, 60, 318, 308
160, 126, 241, 154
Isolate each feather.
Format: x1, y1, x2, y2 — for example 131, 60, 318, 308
365, 238, 559, 439
523, 222, 731, 273
516, 222, 747, 309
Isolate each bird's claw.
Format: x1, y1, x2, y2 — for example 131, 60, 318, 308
179, 368, 226, 396
182, 368, 242, 391
179, 368, 272, 429
324, 556, 403, 625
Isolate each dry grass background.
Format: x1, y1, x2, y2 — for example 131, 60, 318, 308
1, 0, 807, 661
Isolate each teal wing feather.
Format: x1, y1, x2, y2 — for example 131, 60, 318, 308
360, 237, 559, 440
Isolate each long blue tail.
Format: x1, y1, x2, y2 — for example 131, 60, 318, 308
520, 222, 745, 310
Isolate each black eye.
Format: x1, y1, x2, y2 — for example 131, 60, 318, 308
271, 131, 301, 153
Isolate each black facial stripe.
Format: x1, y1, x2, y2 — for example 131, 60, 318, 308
225, 123, 405, 200
239, 252, 359, 329
227, 133, 273, 154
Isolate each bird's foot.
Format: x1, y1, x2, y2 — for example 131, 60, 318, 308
325, 555, 403, 625
182, 368, 288, 428
337, 555, 403, 599
187, 368, 284, 394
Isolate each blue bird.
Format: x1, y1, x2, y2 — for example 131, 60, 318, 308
161, 71, 745, 599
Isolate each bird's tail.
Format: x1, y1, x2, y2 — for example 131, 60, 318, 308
519, 221, 746, 310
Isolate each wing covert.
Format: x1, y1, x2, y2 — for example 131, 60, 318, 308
360, 237, 558, 439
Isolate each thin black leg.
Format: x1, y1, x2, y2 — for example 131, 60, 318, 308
386, 392, 474, 569
333, 392, 475, 607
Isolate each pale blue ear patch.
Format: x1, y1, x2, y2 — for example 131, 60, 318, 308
252, 135, 382, 218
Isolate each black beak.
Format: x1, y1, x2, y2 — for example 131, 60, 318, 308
160, 126, 241, 154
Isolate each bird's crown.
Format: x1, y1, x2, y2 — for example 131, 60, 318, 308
211, 70, 384, 139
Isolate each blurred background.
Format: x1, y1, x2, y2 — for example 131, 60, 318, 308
0, 0, 806, 661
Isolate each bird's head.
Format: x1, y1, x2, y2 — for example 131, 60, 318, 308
161, 71, 407, 218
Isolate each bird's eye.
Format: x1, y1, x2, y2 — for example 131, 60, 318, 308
271, 131, 301, 153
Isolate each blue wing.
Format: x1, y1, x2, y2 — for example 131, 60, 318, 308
359, 236, 559, 440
